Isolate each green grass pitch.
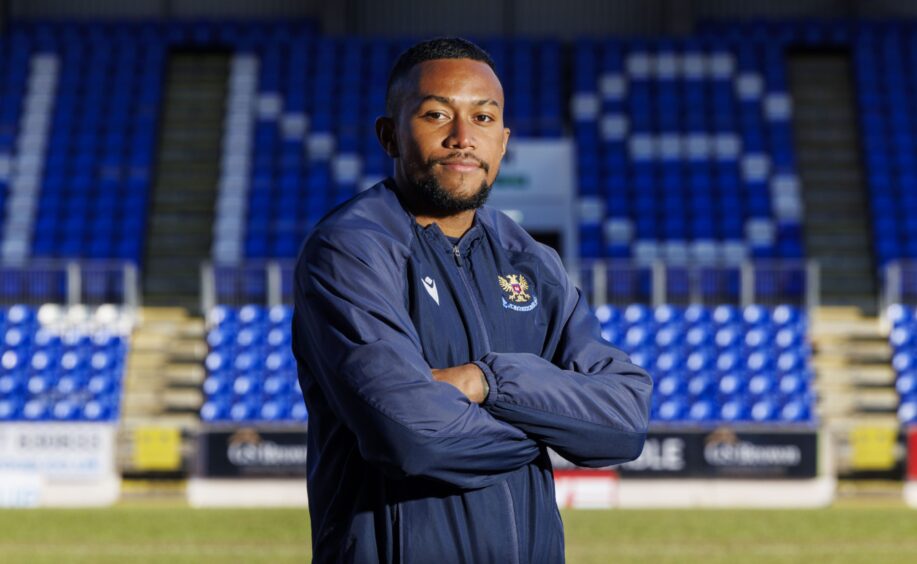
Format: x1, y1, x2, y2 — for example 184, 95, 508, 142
1, 503, 916, 563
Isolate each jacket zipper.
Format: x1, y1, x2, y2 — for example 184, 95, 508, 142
452, 244, 492, 352
454, 242, 518, 562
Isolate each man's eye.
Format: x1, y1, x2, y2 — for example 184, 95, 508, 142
476, 115, 495, 123
425, 111, 447, 120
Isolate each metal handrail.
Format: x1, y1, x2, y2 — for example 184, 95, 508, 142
203, 258, 819, 312
0, 259, 139, 309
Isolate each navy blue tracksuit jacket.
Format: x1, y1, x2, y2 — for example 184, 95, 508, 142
292, 179, 652, 563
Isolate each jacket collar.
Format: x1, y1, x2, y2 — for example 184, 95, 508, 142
382, 177, 487, 256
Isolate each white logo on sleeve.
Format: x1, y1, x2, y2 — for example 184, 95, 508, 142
422, 276, 439, 305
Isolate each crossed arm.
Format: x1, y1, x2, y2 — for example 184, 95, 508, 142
432, 364, 489, 404
295, 230, 652, 488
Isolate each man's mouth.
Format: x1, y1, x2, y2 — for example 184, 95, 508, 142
437, 159, 483, 173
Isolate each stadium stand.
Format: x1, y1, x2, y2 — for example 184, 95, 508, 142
200, 304, 306, 423
0, 21, 830, 443
0, 21, 808, 268
598, 303, 813, 423
0, 304, 130, 421
201, 303, 815, 425
0, 23, 163, 263
571, 38, 802, 263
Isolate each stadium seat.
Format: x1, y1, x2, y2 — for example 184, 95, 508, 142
202, 304, 304, 423
594, 303, 815, 424
0, 305, 128, 422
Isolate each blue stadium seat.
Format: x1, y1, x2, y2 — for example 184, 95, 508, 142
202, 304, 304, 423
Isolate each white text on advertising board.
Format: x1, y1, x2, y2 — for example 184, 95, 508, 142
226, 430, 308, 467
621, 437, 686, 471
704, 441, 801, 467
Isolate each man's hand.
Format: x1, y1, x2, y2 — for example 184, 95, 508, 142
432, 363, 489, 404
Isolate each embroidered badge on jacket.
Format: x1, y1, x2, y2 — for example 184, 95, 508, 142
498, 274, 538, 311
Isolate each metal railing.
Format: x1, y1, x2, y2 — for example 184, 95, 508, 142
204, 258, 819, 312
0, 260, 139, 308
201, 260, 296, 313
882, 260, 917, 311
573, 259, 818, 310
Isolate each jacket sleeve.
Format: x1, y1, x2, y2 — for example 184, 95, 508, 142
474, 247, 653, 468
293, 229, 541, 489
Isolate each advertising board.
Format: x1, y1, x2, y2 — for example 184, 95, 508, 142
551, 428, 818, 479
197, 428, 308, 478
0, 423, 115, 480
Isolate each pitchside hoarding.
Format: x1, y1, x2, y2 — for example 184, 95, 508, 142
550, 428, 818, 479
0, 423, 116, 479
198, 427, 816, 480
0, 423, 118, 507
197, 428, 308, 478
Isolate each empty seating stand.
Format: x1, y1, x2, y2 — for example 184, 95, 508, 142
201, 304, 306, 423
0, 304, 129, 421
203, 303, 814, 426
221, 36, 565, 261
597, 303, 814, 424
3, 21, 813, 269
571, 36, 803, 264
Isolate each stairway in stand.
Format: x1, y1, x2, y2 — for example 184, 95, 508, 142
142, 52, 229, 312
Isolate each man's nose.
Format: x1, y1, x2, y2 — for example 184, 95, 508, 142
444, 118, 474, 149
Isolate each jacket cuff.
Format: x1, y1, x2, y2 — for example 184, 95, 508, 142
472, 360, 498, 406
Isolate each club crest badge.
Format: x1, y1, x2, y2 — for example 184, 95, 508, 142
498, 274, 538, 312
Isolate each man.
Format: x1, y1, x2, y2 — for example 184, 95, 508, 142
292, 37, 652, 563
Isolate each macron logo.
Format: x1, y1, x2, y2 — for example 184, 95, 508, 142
422, 276, 439, 305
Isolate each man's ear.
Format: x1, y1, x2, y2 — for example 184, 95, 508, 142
375, 116, 399, 158
501, 127, 511, 156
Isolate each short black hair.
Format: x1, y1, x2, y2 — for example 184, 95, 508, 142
385, 37, 497, 116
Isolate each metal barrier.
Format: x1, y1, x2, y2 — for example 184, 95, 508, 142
882, 260, 917, 311
201, 260, 295, 313
204, 258, 819, 311
577, 259, 818, 310
0, 260, 138, 308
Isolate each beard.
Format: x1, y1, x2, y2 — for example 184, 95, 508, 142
415, 175, 492, 215
410, 152, 494, 215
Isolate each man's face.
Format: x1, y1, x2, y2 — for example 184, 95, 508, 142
385, 58, 510, 214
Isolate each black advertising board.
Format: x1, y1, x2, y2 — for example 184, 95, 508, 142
199, 427, 816, 479
551, 428, 818, 479
198, 428, 308, 478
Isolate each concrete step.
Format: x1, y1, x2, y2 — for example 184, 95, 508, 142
812, 364, 895, 386
814, 339, 891, 359
165, 363, 206, 385
143, 295, 203, 311
141, 275, 203, 292
138, 307, 192, 321
122, 392, 165, 414
162, 389, 203, 411
810, 255, 873, 270
171, 340, 207, 361
803, 186, 867, 201
144, 52, 227, 308
122, 413, 201, 427
818, 390, 898, 416
818, 282, 877, 298
123, 377, 165, 393
130, 332, 172, 350
806, 234, 872, 250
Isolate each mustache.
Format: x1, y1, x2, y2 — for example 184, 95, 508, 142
427, 152, 490, 174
